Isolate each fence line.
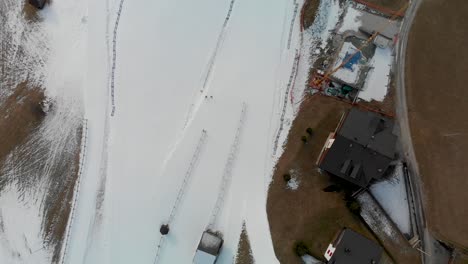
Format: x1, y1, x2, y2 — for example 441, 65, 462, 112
153, 130, 208, 264
287, 1, 299, 49
273, 50, 301, 156
152, 236, 166, 264
167, 130, 207, 224
59, 119, 89, 264
207, 103, 247, 230
110, 0, 126, 117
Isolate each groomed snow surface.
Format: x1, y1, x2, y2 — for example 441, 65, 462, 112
64, 0, 310, 263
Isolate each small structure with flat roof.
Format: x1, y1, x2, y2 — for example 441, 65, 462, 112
324, 228, 383, 264
193, 231, 223, 264
318, 108, 397, 187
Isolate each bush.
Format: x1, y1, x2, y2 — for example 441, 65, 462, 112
306, 127, 313, 135
346, 200, 361, 215
322, 184, 341, 192
301, 135, 308, 144
293, 241, 311, 256
283, 173, 291, 182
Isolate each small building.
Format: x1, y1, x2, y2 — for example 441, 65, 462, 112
373, 35, 391, 49
29, 0, 46, 9
318, 108, 397, 187
324, 228, 383, 264
193, 231, 223, 264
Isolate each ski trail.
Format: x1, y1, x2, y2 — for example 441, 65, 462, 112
272, 50, 300, 156
181, 0, 237, 131
159, 0, 238, 183
153, 130, 208, 264
110, 0, 126, 117
207, 103, 247, 230
167, 130, 208, 224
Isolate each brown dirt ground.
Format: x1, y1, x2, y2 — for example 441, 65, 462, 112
267, 94, 376, 263
302, 0, 320, 29
356, 0, 408, 12
454, 253, 468, 264
0, 82, 45, 166
406, 0, 468, 250
235, 224, 254, 264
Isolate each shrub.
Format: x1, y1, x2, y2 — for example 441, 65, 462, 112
283, 173, 291, 182
293, 241, 311, 256
322, 184, 341, 192
306, 127, 313, 135
346, 200, 361, 215
301, 135, 308, 144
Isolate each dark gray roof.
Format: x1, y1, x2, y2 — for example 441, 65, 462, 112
339, 108, 396, 159
197, 232, 223, 256
329, 229, 383, 264
320, 135, 392, 187
319, 108, 397, 187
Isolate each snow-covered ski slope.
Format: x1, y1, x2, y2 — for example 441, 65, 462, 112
67, 0, 307, 263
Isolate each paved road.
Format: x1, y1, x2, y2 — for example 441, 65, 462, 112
395, 1, 451, 263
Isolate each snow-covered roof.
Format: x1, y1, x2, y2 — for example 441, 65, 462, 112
197, 232, 223, 256
193, 250, 217, 264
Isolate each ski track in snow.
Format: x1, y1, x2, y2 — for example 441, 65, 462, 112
181, 0, 237, 131
110, 0, 126, 117
159, 0, 238, 186
207, 103, 247, 230
167, 130, 208, 224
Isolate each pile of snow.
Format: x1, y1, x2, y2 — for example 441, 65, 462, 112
370, 164, 411, 235
286, 169, 301, 190
359, 46, 393, 102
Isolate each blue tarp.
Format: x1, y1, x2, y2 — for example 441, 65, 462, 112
343, 51, 362, 71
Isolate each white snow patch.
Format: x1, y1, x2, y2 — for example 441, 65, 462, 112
359, 47, 393, 102
370, 164, 411, 235
302, 254, 324, 264
286, 169, 301, 190
309, 0, 342, 49
0, 185, 52, 264
337, 5, 363, 34
287, 178, 300, 190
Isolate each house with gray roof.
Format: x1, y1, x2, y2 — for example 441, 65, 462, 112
324, 228, 383, 264
318, 108, 397, 187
